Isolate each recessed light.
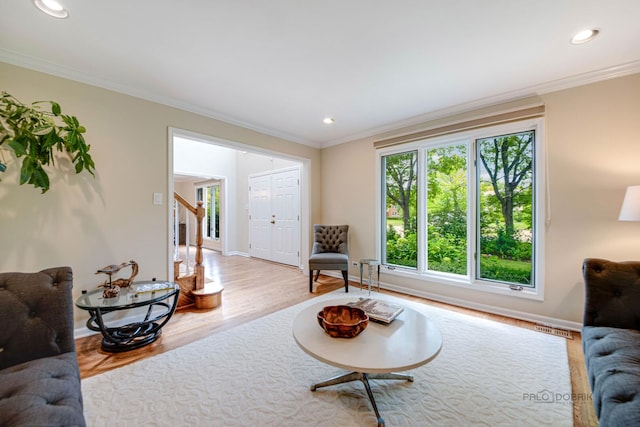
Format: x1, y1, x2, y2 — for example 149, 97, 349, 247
34, 0, 69, 19
323, 117, 335, 124
571, 29, 599, 45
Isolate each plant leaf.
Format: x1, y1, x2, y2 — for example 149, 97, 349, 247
19, 157, 34, 185
1, 92, 96, 192
8, 139, 27, 157
33, 126, 54, 136
32, 164, 50, 193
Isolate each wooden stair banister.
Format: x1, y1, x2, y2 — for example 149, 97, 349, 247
174, 192, 197, 215
173, 192, 208, 309
194, 199, 205, 290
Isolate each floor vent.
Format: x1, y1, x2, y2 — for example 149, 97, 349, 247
534, 324, 573, 339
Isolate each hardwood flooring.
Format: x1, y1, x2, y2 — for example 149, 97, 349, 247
75, 248, 597, 426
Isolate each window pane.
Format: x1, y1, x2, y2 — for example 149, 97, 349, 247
383, 151, 418, 268
477, 131, 534, 286
205, 187, 212, 239
213, 185, 220, 239
426, 145, 467, 275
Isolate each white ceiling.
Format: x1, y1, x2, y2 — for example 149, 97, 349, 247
2, 1, 640, 148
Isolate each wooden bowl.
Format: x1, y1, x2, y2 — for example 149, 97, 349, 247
317, 305, 369, 338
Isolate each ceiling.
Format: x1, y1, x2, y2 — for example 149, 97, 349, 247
2, 1, 640, 148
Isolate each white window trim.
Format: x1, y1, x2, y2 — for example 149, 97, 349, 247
195, 182, 221, 241
376, 118, 545, 301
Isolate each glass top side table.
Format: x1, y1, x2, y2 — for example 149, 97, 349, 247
75, 281, 180, 352
359, 259, 381, 295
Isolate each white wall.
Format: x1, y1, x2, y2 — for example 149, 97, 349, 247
174, 137, 237, 178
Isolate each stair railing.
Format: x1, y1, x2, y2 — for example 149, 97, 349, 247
173, 192, 205, 290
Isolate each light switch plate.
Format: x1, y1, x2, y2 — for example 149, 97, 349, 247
153, 192, 163, 205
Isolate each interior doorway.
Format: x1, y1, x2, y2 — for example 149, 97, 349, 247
168, 128, 308, 278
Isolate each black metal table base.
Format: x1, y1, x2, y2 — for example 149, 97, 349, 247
86, 300, 177, 352
99, 322, 162, 352
310, 371, 414, 427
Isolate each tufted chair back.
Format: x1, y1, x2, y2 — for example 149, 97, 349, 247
309, 225, 350, 292
582, 258, 640, 329
0, 267, 76, 370
312, 224, 349, 255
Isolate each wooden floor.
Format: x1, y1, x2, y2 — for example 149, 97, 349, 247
75, 248, 598, 427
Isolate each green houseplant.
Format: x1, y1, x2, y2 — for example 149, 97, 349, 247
0, 91, 95, 193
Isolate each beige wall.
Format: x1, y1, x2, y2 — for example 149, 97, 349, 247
320, 72, 640, 326
0, 62, 321, 329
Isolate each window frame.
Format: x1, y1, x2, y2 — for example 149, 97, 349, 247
376, 118, 545, 301
195, 183, 221, 241
380, 149, 419, 269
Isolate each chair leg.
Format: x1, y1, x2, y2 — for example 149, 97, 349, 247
309, 270, 313, 293
342, 269, 349, 292
315, 270, 320, 281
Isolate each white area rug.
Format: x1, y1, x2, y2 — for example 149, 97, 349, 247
82, 292, 573, 426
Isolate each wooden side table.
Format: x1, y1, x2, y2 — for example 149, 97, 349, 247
359, 258, 381, 294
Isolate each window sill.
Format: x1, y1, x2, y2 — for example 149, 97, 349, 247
382, 266, 543, 301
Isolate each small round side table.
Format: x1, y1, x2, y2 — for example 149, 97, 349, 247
359, 258, 381, 295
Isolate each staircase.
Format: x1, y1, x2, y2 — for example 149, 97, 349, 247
173, 192, 223, 310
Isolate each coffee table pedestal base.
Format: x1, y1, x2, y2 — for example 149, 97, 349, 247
310, 371, 414, 427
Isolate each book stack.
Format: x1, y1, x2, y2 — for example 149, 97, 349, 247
348, 298, 404, 324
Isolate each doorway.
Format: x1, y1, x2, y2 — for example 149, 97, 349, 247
248, 167, 300, 267
168, 128, 308, 279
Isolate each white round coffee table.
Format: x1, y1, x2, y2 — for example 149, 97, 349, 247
292, 298, 442, 426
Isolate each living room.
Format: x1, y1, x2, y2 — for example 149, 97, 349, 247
1, 2, 639, 426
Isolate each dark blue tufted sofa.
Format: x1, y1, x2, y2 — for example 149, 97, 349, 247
582, 258, 640, 427
0, 267, 85, 426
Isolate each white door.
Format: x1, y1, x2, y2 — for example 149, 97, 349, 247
272, 169, 300, 266
248, 174, 272, 261
249, 168, 300, 267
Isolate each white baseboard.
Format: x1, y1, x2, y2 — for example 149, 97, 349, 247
226, 251, 249, 257
74, 326, 100, 339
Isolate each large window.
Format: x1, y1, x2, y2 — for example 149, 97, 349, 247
380, 119, 543, 297
196, 184, 220, 240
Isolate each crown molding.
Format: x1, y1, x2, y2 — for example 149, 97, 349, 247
321, 59, 640, 148
0, 48, 321, 149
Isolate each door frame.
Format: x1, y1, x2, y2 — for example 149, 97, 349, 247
167, 127, 310, 280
